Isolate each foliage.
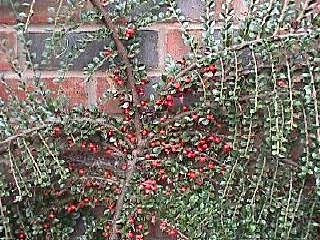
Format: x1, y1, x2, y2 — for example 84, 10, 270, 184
0, 0, 319, 239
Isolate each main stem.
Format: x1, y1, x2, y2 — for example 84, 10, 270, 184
88, 1, 143, 239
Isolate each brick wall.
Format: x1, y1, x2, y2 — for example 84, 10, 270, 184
0, 1, 247, 239
0, 0, 248, 113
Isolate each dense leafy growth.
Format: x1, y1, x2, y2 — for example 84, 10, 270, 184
0, 0, 319, 239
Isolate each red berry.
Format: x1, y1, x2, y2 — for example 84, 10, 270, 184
185, 77, 192, 84
142, 129, 149, 137
168, 229, 177, 237
79, 168, 86, 176
128, 232, 135, 239
223, 142, 233, 154
67, 204, 77, 214
125, 28, 136, 39
166, 95, 174, 101
104, 50, 113, 58
89, 143, 97, 153
43, 223, 50, 230
209, 64, 217, 73
199, 156, 207, 163
54, 126, 62, 137
192, 114, 199, 121
48, 214, 55, 221
187, 151, 196, 159
18, 233, 27, 240
174, 82, 181, 90
207, 114, 216, 121
160, 117, 167, 123
167, 100, 174, 107
160, 130, 166, 135
81, 142, 86, 150
208, 162, 216, 170
213, 136, 222, 144
108, 130, 114, 137
188, 171, 198, 180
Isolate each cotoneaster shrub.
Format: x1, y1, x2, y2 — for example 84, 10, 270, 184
0, 0, 319, 239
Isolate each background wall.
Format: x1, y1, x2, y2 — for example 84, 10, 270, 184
0, 0, 249, 114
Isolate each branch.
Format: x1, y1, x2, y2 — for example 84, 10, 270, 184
0, 117, 134, 154
175, 31, 314, 79
0, 124, 49, 151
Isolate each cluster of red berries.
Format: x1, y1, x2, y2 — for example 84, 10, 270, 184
127, 209, 147, 239
139, 179, 159, 194
203, 64, 217, 74
114, 72, 125, 86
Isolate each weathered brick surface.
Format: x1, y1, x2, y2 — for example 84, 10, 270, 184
0, 77, 87, 106
96, 76, 123, 114
26, 0, 58, 24
25, 32, 111, 71
0, 30, 17, 71
177, 0, 205, 21
138, 30, 159, 69
43, 77, 87, 106
165, 28, 202, 61
0, 78, 28, 101
0, 5, 15, 24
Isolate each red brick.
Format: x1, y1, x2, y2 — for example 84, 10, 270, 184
0, 30, 17, 71
0, 0, 82, 25
96, 77, 122, 114
214, 0, 248, 21
0, 77, 88, 107
29, 0, 81, 24
0, 79, 28, 101
0, 5, 16, 24
232, 0, 248, 22
42, 77, 87, 107
165, 29, 202, 61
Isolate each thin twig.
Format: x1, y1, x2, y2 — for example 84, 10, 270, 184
274, 0, 290, 36
257, 0, 275, 39
251, 156, 266, 222
297, 0, 311, 23
0, 196, 11, 239
21, 138, 42, 178
24, 0, 36, 33
284, 173, 293, 228
304, 200, 316, 239
8, 145, 22, 200
38, 133, 63, 176
285, 54, 294, 129
307, 58, 320, 144
0, 124, 49, 149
